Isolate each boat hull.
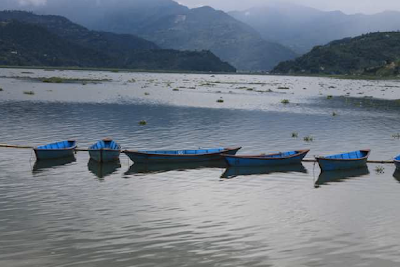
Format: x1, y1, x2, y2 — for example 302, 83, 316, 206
123, 147, 241, 163
89, 149, 120, 163
396, 161, 400, 170
34, 148, 75, 160
316, 150, 370, 171
394, 156, 400, 170
223, 150, 309, 167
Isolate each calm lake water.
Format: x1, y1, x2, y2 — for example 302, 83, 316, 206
1, 69, 400, 267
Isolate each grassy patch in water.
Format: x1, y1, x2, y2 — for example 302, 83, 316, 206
216, 99, 224, 103
375, 166, 385, 174
23, 91, 35, 95
303, 136, 314, 142
291, 132, 298, 138
139, 120, 147, 126
392, 133, 400, 139
281, 99, 290, 104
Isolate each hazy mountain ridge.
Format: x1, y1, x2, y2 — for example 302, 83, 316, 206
229, 3, 400, 54
0, 11, 236, 72
0, 0, 297, 71
272, 32, 400, 76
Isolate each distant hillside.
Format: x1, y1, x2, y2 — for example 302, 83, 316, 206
272, 32, 400, 76
230, 3, 400, 54
0, 21, 111, 67
0, 0, 297, 71
0, 11, 236, 72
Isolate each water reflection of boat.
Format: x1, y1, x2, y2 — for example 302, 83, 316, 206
393, 170, 400, 183
125, 160, 227, 175
32, 156, 76, 173
88, 159, 121, 179
221, 163, 307, 179
315, 167, 369, 186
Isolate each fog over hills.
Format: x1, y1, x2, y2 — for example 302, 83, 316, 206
2, 0, 400, 70
0, 0, 297, 71
230, 2, 400, 53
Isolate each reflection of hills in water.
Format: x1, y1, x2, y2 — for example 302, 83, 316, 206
125, 160, 227, 175
315, 167, 370, 186
393, 170, 400, 183
33, 156, 76, 173
88, 159, 121, 179
221, 163, 307, 179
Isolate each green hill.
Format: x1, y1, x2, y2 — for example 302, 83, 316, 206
272, 32, 400, 76
0, 1, 297, 71
0, 11, 236, 72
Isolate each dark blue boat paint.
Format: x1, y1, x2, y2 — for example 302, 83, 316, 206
34, 140, 77, 160
123, 147, 241, 163
88, 139, 121, 163
223, 150, 309, 167
394, 155, 400, 170
315, 150, 370, 171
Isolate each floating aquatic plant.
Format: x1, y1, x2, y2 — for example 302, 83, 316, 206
281, 99, 290, 104
392, 133, 400, 139
23, 91, 35, 95
326, 95, 333, 99
303, 136, 314, 142
42, 77, 63, 83
216, 99, 224, 103
139, 120, 147, 126
375, 166, 384, 174
291, 132, 298, 138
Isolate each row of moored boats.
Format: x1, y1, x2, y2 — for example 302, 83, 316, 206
33, 139, 400, 172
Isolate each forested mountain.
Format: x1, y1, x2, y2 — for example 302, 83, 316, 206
0, 11, 236, 72
0, 0, 297, 71
272, 32, 400, 76
230, 2, 400, 54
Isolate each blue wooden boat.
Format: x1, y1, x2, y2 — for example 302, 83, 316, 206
394, 155, 400, 170
123, 147, 241, 163
222, 149, 309, 167
34, 140, 77, 160
315, 150, 370, 171
88, 138, 121, 163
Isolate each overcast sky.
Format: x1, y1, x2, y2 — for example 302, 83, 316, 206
9, 0, 400, 14
178, 0, 400, 14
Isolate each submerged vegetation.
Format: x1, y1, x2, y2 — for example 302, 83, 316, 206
303, 136, 314, 142
375, 166, 385, 174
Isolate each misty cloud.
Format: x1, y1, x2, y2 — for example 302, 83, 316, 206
18, 0, 47, 6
